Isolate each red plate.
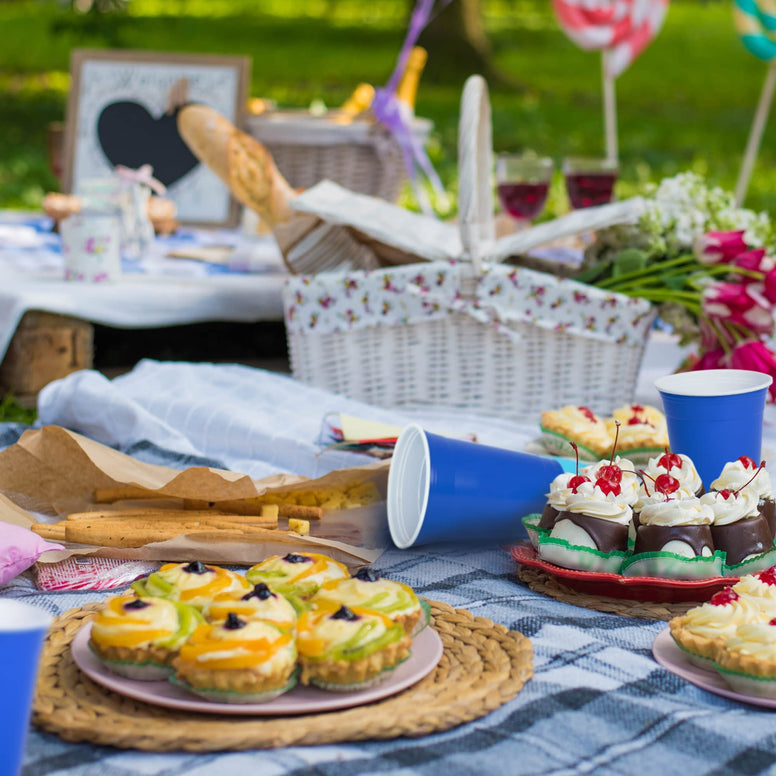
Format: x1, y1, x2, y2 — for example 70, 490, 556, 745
509, 541, 735, 603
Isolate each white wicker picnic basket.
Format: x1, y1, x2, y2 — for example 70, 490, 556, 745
245, 111, 432, 202
282, 76, 656, 423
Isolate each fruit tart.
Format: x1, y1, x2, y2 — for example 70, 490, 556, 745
714, 619, 776, 698
206, 582, 298, 631
712, 456, 776, 538
296, 604, 411, 691
539, 405, 612, 461
172, 613, 298, 703
131, 561, 251, 614
311, 568, 429, 636
606, 404, 669, 464
669, 585, 776, 669
245, 552, 349, 609
89, 594, 204, 680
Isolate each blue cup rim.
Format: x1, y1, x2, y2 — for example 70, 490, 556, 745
0, 600, 53, 633
655, 369, 772, 397
386, 423, 430, 549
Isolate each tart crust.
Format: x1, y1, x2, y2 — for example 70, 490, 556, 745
299, 634, 411, 689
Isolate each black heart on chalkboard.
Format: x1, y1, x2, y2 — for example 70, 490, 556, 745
96, 101, 200, 187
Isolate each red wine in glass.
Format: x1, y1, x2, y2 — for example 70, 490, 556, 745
497, 182, 549, 221
565, 171, 617, 209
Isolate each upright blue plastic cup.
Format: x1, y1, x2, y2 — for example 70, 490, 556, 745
387, 424, 571, 548
0, 600, 52, 776
655, 369, 772, 488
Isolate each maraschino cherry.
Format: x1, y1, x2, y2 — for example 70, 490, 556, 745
710, 588, 739, 606
657, 448, 683, 473
638, 470, 680, 498
597, 420, 623, 484
716, 460, 766, 500
578, 406, 597, 423
757, 566, 776, 587
595, 421, 622, 497
568, 442, 590, 493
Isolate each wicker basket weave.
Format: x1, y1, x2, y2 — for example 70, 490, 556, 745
282, 77, 654, 423
245, 112, 433, 202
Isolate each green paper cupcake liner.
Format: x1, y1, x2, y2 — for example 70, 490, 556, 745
536, 533, 627, 575
714, 665, 776, 699
538, 429, 601, 461
521, 514, 546, 550
722, 547, 776, 577
169, 670, 298, 704
620, 550, 725, 580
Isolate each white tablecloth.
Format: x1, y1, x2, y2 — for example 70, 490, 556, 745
0, 211, 289, 363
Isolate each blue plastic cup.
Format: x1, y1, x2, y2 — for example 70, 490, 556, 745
655, 369, 772, 488
0, 600, 53, 776
387, 424, 573, 548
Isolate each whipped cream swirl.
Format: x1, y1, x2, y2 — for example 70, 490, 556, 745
546, 472, 575, 511
699, 489, 760, 525
582, 457, 640, 507
564, 481, 632, 525
643, 453, 703, 495
633, 484, 696, 513
712, 460, 773, 500
638, 497, 713, 527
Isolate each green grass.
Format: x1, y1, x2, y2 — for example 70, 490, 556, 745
1, 0, 776, 213
0, 0, 774, 420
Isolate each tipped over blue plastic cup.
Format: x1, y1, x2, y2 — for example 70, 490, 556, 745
0, 600, 52, 776
655, 369, 772, 488
387, 424, 573, 549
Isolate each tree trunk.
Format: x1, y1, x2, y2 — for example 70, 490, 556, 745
418, 0, 525, 90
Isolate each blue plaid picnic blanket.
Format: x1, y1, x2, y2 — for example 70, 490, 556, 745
4, 419, 776, 776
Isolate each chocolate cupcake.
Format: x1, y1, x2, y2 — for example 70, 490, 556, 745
642, 451, 704, 497
537, 478, 632, 574
712, 457, 775, 538
701, 488, 776, 574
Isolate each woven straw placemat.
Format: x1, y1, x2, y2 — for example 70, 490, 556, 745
517, 566, 696, 621
33, 600, 532, 752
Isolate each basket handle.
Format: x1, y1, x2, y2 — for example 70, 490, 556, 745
457, 75, 495, 275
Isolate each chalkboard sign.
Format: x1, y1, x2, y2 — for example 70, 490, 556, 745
64, 49, 250, 227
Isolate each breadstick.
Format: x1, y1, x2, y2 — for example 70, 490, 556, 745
62, 521, 274, 548
93, 487, 160, 503
66, 509, 277, 528
30, 522, 66, 541
182, 499, 323, 520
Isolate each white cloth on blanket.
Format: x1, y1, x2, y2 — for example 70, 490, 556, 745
35, 329, 730, 482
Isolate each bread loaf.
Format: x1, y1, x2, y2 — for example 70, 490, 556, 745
177, 104, 297, 228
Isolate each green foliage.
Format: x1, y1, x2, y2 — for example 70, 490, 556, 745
0, 395, 36, 424
0, 0, 775, 213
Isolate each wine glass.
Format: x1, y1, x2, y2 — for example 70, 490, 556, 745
496, 153, 554, 228
563, 157, 618, 209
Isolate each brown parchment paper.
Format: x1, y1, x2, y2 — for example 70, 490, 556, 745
0, 426, 389, 569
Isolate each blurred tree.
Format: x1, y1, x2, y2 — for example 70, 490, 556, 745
419, 0, 526, 89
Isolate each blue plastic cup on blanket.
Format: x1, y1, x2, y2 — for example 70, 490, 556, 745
387, 424, 570, 548
655, 369, 772, 488
0, 600, 52, 776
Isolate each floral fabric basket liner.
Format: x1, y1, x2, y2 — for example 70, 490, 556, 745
280, 76, 656, 421
285, 262, 654, 350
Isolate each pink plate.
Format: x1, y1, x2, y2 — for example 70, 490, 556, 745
510, 542, 735, 603
652, 628, 776, 709
72, 623, 444, 716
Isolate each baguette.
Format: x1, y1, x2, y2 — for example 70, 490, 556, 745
177, 104, 297, 228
